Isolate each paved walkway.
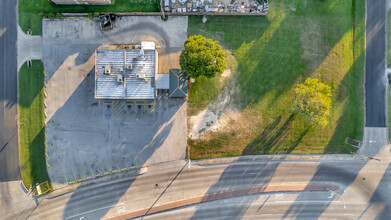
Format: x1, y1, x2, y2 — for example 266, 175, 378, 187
17, 25, 42, 70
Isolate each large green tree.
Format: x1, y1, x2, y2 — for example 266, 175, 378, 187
291, 78, 332, 128
180, 35, 226, 78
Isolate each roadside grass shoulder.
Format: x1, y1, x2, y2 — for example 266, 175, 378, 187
18, 0, 159, 35
188, 0, 365, 159
18, 61, 51, 193
387, 10, 391, 68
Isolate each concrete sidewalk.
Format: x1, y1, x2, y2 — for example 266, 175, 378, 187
17, 25, 42, 70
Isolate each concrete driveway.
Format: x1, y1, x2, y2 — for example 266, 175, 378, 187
42, 16, 188, 189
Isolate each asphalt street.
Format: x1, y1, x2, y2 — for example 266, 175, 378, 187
0, 0, 19, 181
365, 0, 387, 127
4, 155, 390, 219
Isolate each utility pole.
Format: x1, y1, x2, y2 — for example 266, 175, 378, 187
160, 0, 166, 19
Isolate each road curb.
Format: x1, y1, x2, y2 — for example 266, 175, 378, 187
192, 154, 365, 166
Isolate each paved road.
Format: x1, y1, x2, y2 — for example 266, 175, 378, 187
0, 0, 19, 181
365, 0, 387, 127
4, 154, 390, 219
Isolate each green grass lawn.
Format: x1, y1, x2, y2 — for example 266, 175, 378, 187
18, 61, 51, 193
388, 9, 391, 140
387, 10, 391, 68
18, 0, 159, 35
188, 0, 365, 159
388, 87, 391, 139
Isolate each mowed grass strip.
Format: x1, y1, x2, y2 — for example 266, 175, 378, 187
18, 61, 51, 192
188, 0, 365, 159
18, 0, 159, 35
387, 10, 391, 68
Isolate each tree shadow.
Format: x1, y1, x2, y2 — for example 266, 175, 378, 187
324, 51, 365, 154
286, 127, 310, 154
242, 114, 295, 155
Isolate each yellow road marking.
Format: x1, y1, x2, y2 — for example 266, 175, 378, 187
44, 18, 50, 20
86, 176, 92, 179
95, 174, 101, 177
43, 71, 47, 76
78, 179, 83, 182
44, 112, 48, 118
69, 181, 75, 184
45, 152, 49, 158
129, 166, 136, 169
84, 18, 90, 20
74, 18, 80, 20
112, 170, 118, 173
64, 18, 70, 20
44, 132, 48, 138
54, 18, 60, 20
45, 142, 48, 148
121, 168, 127, 171
44, 91, 47, 97
46, 161, 50, 168
44, 81, 48, 87
103, 172, 109, 175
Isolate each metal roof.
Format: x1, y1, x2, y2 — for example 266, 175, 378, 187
156, 74, 169, 89
50, 0, 111, 5
95, 47, 156, 100
169, 69, 188, 98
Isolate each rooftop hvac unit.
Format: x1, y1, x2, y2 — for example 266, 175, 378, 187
117, 74, 124, 83
136, 74, 146, 79
104, 65, 111, 74
119, 67, 124, 72
126, 64, 133, 70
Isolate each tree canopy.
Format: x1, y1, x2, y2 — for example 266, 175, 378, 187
291, 78, 332, 128
180, 35, 226, 78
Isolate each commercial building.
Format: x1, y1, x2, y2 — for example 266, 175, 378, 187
95, 42, 157, 101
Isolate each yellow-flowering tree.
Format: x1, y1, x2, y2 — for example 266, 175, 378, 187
291, 78, 332, 128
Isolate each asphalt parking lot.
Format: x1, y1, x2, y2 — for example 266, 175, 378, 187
42, 16, 188, 188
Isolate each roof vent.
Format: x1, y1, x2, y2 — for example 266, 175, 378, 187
136, 74, 146, 79
117, 74, 124, 83
126, 64, 132, 69
104, 65, 111, 74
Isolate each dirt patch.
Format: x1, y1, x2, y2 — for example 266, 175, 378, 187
220, 69, 231, 82
188, 50, 240, 139
299, 19, 324, 73
189, 70, 240, 139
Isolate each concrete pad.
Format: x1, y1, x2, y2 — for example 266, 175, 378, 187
359, 127, 389, 158
17, 25, 42, 70
42, 16, 188, 189
42, 16, 188, 73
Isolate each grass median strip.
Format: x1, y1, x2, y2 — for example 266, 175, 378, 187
18, 61, 52, 193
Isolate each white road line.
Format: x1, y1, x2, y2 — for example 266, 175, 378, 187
65, 203, 125, 220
